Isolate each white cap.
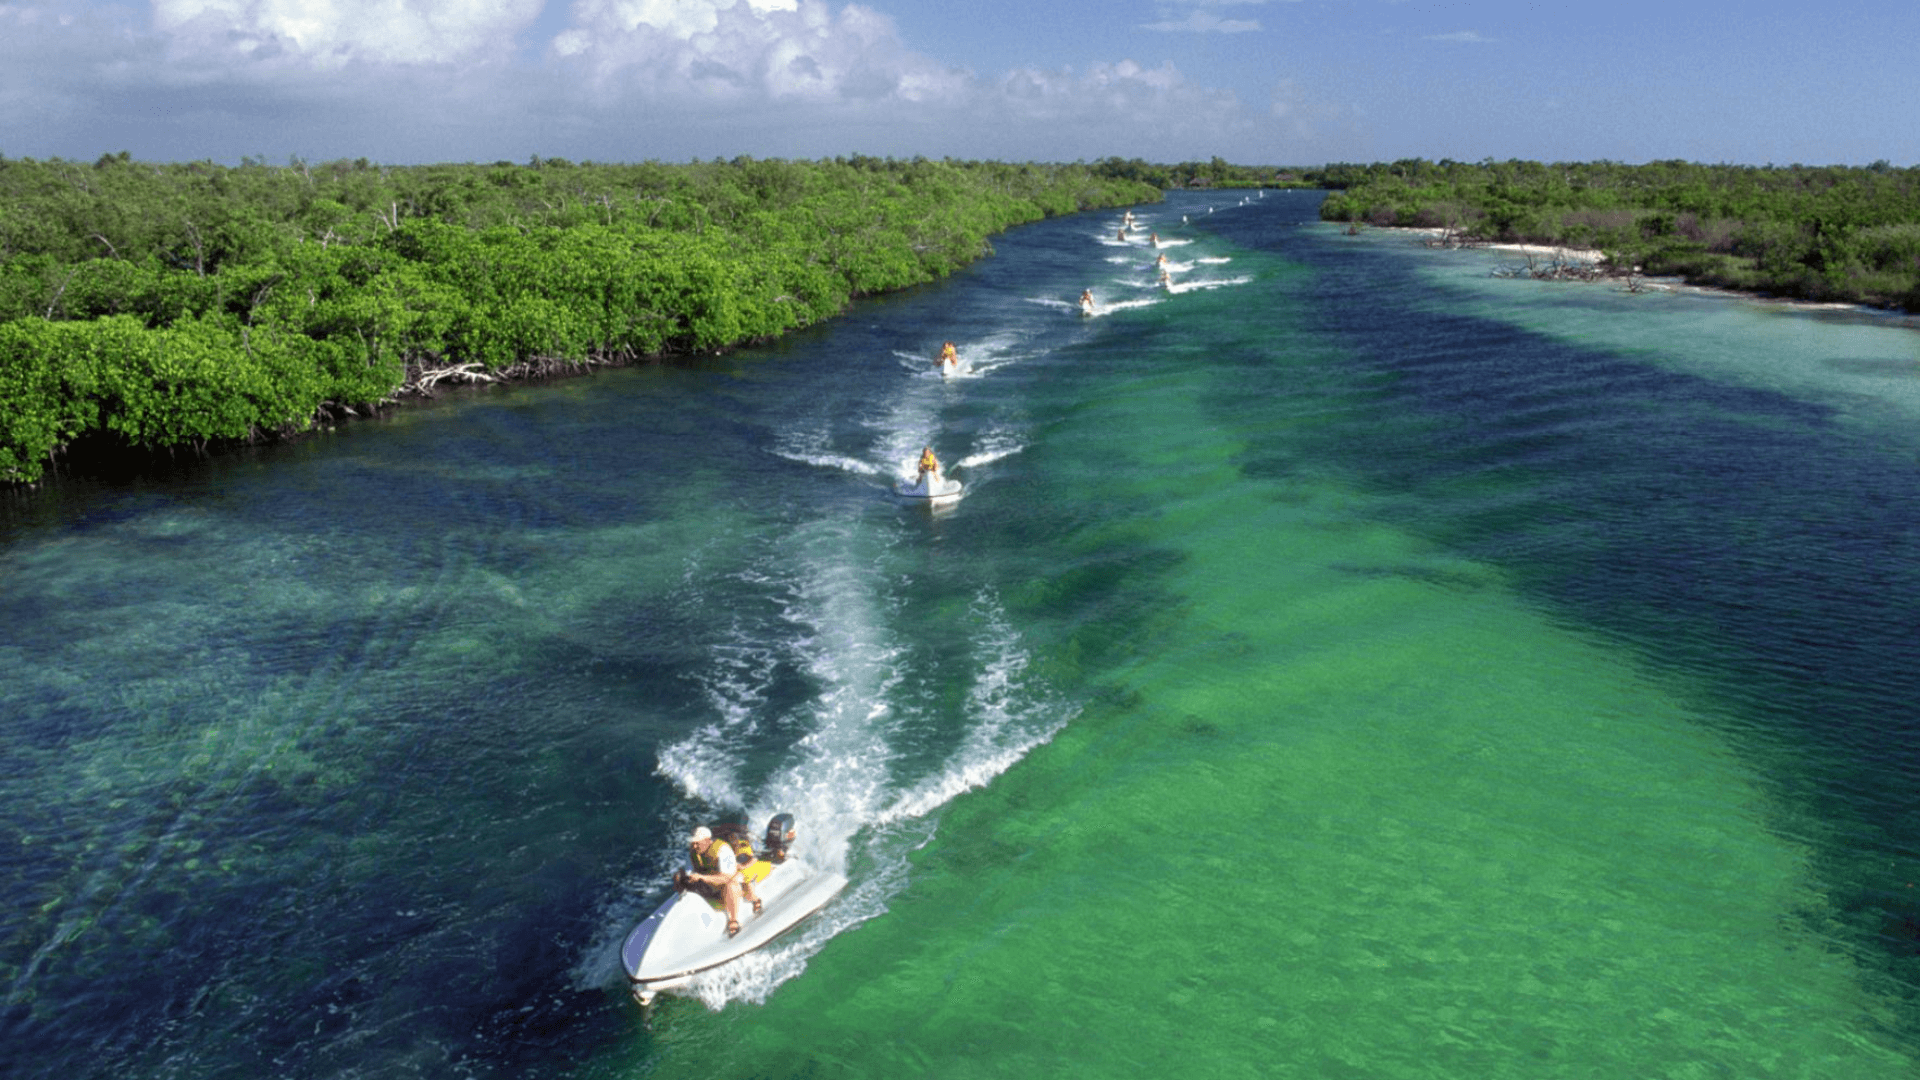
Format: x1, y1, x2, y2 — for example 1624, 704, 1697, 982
689, 826, 711, 843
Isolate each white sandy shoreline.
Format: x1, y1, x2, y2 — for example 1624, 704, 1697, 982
1396, 226, 1608, 265
1379, 225, 1905, 317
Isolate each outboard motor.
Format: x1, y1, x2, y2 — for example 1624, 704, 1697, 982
763, 813, 796, 864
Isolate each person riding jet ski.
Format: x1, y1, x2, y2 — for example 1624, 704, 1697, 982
675, 824, 767, 938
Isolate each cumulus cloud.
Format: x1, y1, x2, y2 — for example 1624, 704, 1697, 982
547, 0, 969, 107
0, 0, 1280, 163
152, 0, 548, 67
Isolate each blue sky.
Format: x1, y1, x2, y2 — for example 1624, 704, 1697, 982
2, 0, 1915, 166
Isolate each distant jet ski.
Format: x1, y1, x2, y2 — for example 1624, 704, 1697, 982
623, 813, 846, 1007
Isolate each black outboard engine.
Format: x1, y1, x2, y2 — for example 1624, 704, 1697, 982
763, 812, 796, 864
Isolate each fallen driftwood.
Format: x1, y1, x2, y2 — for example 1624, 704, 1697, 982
396, 354, 616, 399
1421, 226, 1490, 250
1491, 249, 1608, 282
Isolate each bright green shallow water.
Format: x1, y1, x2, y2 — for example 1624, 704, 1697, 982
4, 192, 1918, 1079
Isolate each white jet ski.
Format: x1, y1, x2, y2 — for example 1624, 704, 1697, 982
896, 467, 962, 502
1079, 296, 1096, 317
623, 815, 847, 1006
939, 354, 961, 379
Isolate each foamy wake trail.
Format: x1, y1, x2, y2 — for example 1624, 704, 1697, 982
1092, 296, 1162, 315
651, 628, 772, 810
1026, 297, 1081, 313
662, 543, 1070, 1007
687, 585, 1071, 1008
875, 589, 1072, 825
770, 428, 888, 478
955, 430, 1026, 470
1168, 275, 1253, 295
869, 389, 946, 478
957, 332, 1030, 375
673, 522, 909, 1005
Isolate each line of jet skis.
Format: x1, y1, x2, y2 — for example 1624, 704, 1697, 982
625, 206, 1179, 1006
905, 209, 1180, 502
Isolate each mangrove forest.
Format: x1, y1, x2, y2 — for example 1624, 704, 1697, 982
0, 155, 1159, 485
1317, 158, 1920, 312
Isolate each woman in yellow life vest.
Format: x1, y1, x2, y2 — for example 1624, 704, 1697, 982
939, 342, 957, 365
918, 446, 940, 478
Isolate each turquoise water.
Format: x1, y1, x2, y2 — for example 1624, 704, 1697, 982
3, 191, 1918, 1078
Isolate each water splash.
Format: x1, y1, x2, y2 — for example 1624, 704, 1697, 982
644, 529, 1071, 1007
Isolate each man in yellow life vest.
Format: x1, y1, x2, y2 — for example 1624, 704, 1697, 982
680, 825, 765, 937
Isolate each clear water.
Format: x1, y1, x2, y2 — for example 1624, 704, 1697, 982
4, 191, 1918, 1079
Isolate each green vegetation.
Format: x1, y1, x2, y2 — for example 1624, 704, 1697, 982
1090, 156, 1318, 191
0, 154, 1159, 484
1317, 159, 1920, 312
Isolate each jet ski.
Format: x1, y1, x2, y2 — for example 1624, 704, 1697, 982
896, 468, 962, 501
623, 813, 847, 1007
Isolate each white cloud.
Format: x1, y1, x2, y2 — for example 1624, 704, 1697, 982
1425, 30, 1491, 44
1141, 0, 1271, 34
550, 0, 967, 107
1141, 11, 1258, 33
153, 0, 547, 66
0, 0, 1279, 163
977, 58, 1253, 159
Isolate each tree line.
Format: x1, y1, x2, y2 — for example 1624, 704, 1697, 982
1316, 158, 1920, 312
0, 154, 1160, 484
1089, 157, 1320, 191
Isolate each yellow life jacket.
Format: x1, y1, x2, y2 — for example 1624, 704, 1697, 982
690, 840, 727, 876
697, 823, 758, 875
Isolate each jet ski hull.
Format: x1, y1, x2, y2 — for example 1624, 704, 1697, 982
895, 469, 961, 501
623, 857, 847, 1005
